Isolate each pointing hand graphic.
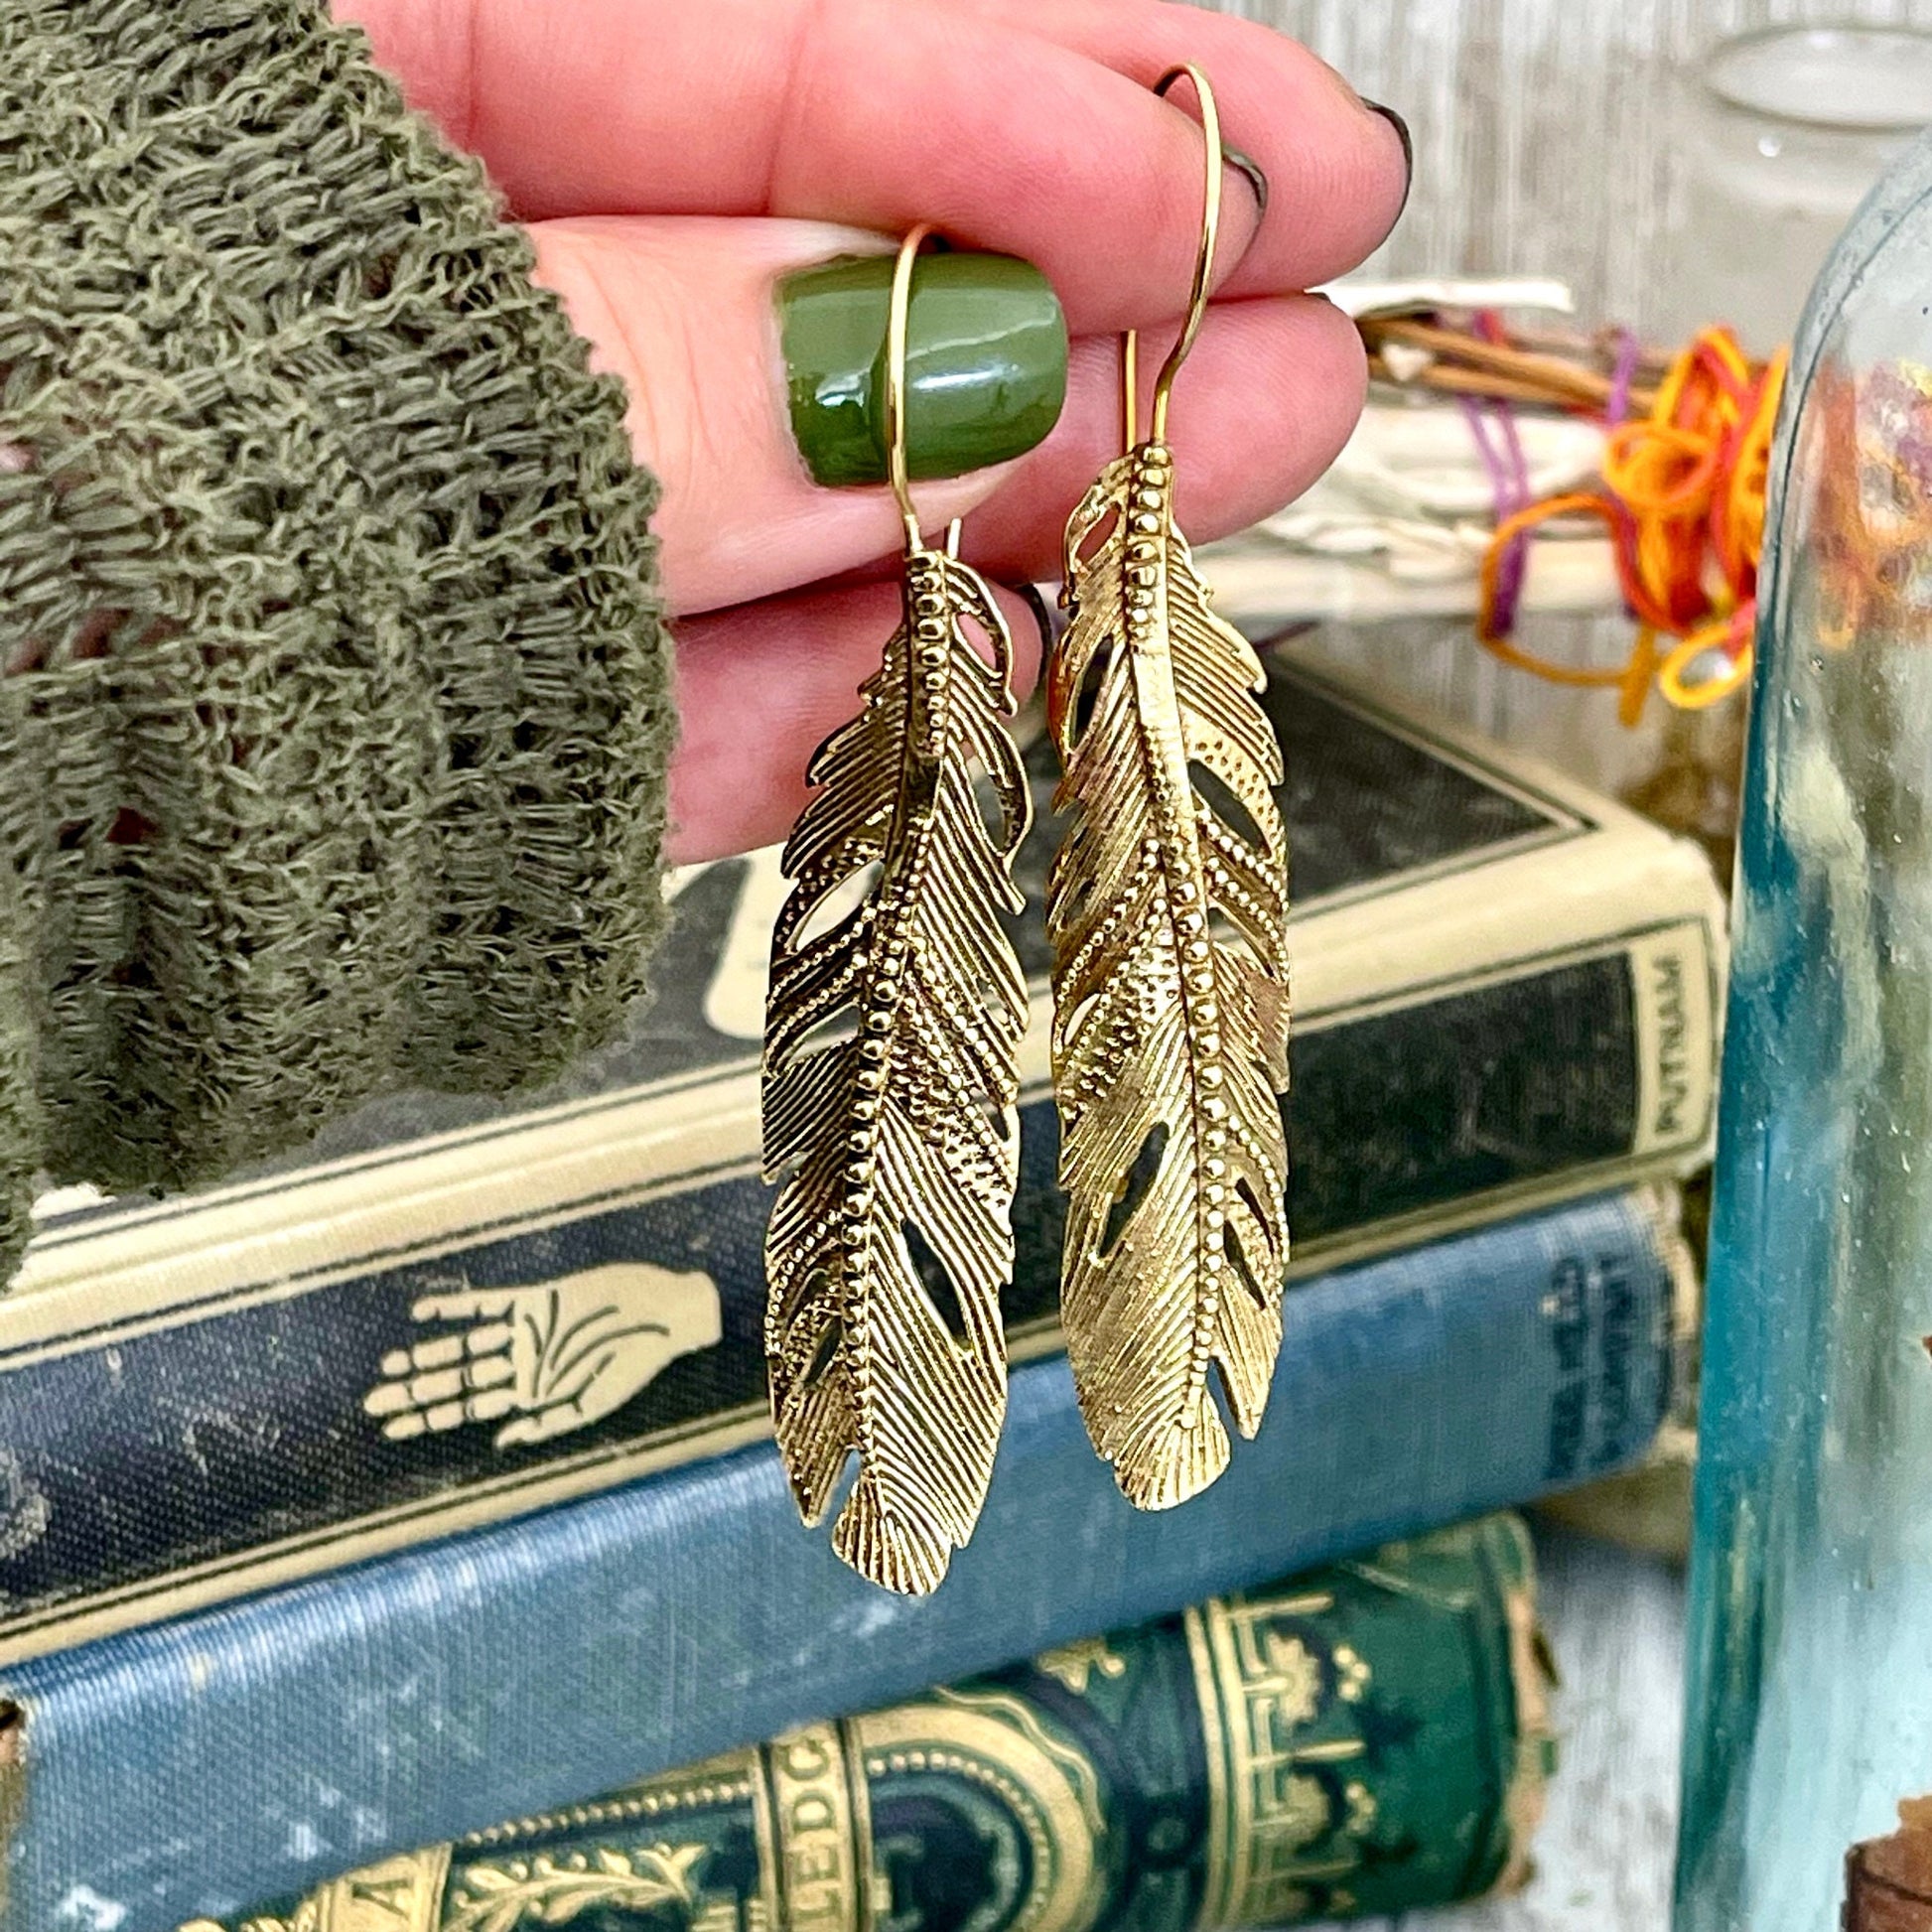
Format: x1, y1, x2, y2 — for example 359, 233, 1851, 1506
363, 1262, 723, 1449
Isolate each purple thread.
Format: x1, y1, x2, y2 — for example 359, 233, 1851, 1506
1462, 394, 1533, 635
1496, 398, 1533, 612
1604, 329, 1639, 427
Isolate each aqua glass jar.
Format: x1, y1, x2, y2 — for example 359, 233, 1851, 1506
1677, 130, 1932, 1932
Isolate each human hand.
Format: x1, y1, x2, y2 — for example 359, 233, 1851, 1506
363, 1262, 724, 1449
336, 0, 1408, 866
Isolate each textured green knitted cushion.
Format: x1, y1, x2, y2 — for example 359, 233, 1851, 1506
0, 0, 674, 1280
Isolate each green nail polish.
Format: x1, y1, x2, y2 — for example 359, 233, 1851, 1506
778, 251, 1068, 488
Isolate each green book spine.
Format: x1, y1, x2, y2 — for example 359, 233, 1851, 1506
187, 1516, 1553, 1932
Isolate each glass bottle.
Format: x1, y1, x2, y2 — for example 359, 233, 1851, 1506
1677, 131, 1932, 1932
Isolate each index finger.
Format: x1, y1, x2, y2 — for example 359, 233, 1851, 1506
950, 0, 1409, 304
334, 0, 1403, 331
409, 1291, 510, 1324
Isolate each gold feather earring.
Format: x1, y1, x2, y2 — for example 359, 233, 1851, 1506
761, 225, 1035, 1595
1045, 65, 1293, 1511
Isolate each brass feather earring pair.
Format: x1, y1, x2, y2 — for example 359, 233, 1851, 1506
761, 65, 1291, 1595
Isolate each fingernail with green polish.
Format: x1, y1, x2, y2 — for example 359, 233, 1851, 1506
778, 252, 1068, 489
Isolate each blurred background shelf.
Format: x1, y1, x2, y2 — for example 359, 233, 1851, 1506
1204, 0, 1932, 803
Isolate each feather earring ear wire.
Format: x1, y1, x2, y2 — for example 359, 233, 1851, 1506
760, 226, 1034, 1595
1045, 64, 1293, 1511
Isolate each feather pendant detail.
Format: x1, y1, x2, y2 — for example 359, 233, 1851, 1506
1045, 440, 1292, 1509
761, 543, 1033, 1594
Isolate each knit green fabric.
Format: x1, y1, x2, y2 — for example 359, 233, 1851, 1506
0, 0, 675, 1282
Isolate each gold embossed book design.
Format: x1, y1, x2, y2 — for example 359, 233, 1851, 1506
185, 1518, 1548, 1932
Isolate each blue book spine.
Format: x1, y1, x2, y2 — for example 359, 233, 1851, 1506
0, 1187, 1684, 1932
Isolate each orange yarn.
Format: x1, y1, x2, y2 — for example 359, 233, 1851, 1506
1474, 326, 1786, 721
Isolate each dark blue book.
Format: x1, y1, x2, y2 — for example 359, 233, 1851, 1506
0, 1186, 1686, 1931
0, 650, 1721, 1672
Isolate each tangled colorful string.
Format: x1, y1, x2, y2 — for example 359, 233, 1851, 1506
1473, 323, 1787, 722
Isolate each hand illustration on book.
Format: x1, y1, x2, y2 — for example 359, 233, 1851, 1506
363, 1263, 724, 1449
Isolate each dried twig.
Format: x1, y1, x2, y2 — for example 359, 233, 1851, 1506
1358, 314, 1666, 416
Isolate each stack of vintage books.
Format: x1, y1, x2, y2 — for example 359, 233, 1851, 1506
0, 639, 1721, 1932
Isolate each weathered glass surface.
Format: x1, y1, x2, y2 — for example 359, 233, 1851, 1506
1677, 131, 1932, 1932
